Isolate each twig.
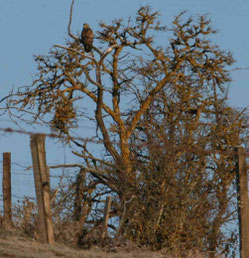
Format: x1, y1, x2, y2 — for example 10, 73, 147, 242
72, 150, 117, 168
53, 44, 95, 62
99, 44, 119, 64
78, 64, 103, 88
48, 164, 109, 175
0, 94, 13, 104
227, 67, 249, 72
68, 0, 78, 41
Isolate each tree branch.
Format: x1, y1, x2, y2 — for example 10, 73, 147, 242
72, 150, 117, 169
67, 0, 78, 41
49, 164, 110, 175
54, 44, 95, 62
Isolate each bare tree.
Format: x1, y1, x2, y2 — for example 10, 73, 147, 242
4, 1, 248, 255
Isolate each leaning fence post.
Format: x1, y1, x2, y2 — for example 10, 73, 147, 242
2, 152, 12, 226
116, 195, 136, 238
102, 196, 112, 239
235, 147, 249, 258
30, 134, 54, 244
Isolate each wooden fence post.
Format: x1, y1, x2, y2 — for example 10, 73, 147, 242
116, 195, 136, 238
102, 196, 112, 239
235, 147, 249, 258
30, 134, 54, 244
2, 152, 12, 225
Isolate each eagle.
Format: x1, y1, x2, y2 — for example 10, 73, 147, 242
81, 23, 93, 53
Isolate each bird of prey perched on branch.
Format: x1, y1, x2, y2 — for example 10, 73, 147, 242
81, 23, 93, 52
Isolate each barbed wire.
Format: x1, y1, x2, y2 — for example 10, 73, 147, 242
0, 195, 35, 201
0, 126, 249, 156
0, 127, 91, 141
12, 195, 36, 201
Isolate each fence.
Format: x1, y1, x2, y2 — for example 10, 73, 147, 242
1, 133, 112, 246
0, 128, 249, 256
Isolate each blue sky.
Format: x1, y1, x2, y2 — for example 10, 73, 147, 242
1, 0, 249, 107
0, 0, 249, 200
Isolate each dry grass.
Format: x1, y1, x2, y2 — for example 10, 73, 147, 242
0, 225, 210, 258
3, 198, 213, 258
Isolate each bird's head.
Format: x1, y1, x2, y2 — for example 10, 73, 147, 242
83, 23, 90, 29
